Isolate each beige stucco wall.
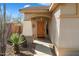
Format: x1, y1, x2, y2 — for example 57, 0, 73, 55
57, 18, 79, 56
22, 21, 33, 47
22, 21, 33, 36
58, 4, 79, 56
77, 4, 79, 15
57, 3, 79, 56
48, 6, 61, 56
48, 6, 61, 47
60, 18, 79, 48
49, 3, 79, 56
61, 4, 76, 16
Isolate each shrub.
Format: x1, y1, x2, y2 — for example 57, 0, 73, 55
9, 33, 24, 54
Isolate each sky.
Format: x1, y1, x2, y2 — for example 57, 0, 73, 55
0, 3, 50, 20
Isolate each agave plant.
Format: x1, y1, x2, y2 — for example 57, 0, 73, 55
9, 33, 24, 54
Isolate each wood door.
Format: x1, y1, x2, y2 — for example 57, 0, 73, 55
37, 20, 45, 38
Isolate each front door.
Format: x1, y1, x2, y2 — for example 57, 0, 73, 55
37, 20, 45, 38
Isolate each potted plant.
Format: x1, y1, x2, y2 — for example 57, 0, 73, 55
9, 33, 24, 54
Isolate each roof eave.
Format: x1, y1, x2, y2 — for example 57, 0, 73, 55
19, 9, 49, 14
49, 3, 59, 12
19, 6, 49, 13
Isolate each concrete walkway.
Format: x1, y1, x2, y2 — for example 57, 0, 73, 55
34, 38, 53, 56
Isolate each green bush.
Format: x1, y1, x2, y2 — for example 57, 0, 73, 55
9, 33, 25, 54
9, 33, 24, 45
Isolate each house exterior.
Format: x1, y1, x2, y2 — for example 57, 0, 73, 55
19, 3, 79, 56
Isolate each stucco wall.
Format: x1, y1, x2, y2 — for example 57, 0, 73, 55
22, 21, 33, 36
58, 3, 79, 55
60, 18, 79, 48
49, 3, 79, 56
77, 4, 79, 15
59, 4, 79, 49
61, 4, 76, 16
22, 21, 33, 47
48, 6, 61, 46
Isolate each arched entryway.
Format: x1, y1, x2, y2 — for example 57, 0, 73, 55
31, 16, 50, 39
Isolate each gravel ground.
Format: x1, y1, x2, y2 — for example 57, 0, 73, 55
5, 43, 35, 56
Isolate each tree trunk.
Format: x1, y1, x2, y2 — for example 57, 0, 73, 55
14, 44, 20, 54
0, 4, 6, 56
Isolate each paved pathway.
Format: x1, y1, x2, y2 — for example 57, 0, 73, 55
34, 38, 53, 56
